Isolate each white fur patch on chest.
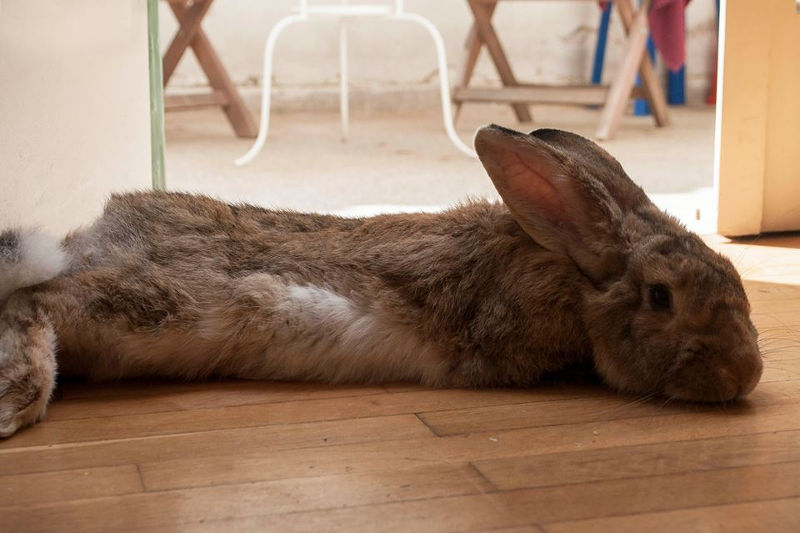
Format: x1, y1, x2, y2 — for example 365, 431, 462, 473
268, 283, 444, 384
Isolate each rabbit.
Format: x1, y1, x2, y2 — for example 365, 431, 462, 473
0, 125, 762, 437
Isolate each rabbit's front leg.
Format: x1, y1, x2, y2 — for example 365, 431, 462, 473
0, 292, 58, 437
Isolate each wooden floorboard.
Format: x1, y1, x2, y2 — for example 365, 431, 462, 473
1, 234, 799, 532
105, 462, 800, 532
544, 497, 800, 533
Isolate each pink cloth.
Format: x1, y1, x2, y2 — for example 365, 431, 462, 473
598, 1, 690, 72
648, 0, 691, 72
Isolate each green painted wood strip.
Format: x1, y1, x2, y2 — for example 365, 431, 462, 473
147, 0, 166, 190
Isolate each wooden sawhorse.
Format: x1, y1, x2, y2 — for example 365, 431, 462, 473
454, 0, 670, 140
162, 0, 257, 138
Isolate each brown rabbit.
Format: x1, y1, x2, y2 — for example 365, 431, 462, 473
0, 125, 762, 437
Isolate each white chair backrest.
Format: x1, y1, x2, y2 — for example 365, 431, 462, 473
297, 1, 404, 14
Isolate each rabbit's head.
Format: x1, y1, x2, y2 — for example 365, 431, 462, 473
475, 125, 762, 402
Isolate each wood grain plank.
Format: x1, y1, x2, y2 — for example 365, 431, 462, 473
6, 386, 604, 448
716, 241, 800, 261
417, 380, 800, 437
752, 311, 800, 329
744, 281, 800, 303
58, 379, 386, 402
175, 462, 800, 532
164, 91, 229, 110
762, 358, 800, 382
49, 381, 387, 421
545, 497, 800, 533
138, 393, 800, 491
758, 329, 800, 361
2, 372, 795, 483
0, 414, 431, 477
473, 429, 800, 490
0, 464, 490, 532
452, 86, 609, 106
471, 527, 545, 533
0, 464, 142, 508
751, 298, 800, 314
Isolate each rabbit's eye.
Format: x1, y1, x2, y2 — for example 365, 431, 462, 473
648, 284, 672, 310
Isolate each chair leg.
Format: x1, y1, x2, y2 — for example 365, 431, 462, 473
163, 0, 214, 85
339, 19, 350, 141
238, 7, 476, 163
454, 1, 497, 122
466, 0, 532, 123
616, 0, 670, 128
394, 12, 477, 157
235, 14, 307, 166
170, 0, 257, 139
596, 1, 649, 140
454, 25, 481, 122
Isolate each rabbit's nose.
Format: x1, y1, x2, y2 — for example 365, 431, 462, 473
734, 349, 763, 397
717, 344, 762, 400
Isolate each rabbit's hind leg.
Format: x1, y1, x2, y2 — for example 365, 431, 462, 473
0, 291, 58, 437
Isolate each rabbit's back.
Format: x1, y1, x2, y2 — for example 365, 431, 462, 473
65, 191, 364, 273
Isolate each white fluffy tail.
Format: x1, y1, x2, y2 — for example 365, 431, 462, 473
0, 229, 67, 303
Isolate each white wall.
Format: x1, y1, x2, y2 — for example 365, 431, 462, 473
161, 0, 718, 110
0, 0, 152, 235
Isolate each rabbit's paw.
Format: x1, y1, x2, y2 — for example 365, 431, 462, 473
0, 320, 57, 437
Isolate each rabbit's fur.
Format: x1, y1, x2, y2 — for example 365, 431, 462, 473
0, 126, 762, 437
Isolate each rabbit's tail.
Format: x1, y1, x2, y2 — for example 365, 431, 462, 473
0, 228, 67, 304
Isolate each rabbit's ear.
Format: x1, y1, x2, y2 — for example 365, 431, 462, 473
528, 128, 650, 212
475, 124, 627, 283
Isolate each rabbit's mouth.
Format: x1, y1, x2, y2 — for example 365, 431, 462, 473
662, 348, 763, 403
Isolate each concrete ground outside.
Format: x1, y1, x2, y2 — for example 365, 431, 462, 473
164, 103, 717, 232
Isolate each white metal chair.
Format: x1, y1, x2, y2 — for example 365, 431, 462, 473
235, 0, 476, 165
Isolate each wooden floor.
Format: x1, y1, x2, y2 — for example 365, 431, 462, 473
1, 235, 799, 532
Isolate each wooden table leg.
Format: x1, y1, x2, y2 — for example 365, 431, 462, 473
465, 0, 532, 123
167, 0, 258, 138
596, 0, 655, 140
